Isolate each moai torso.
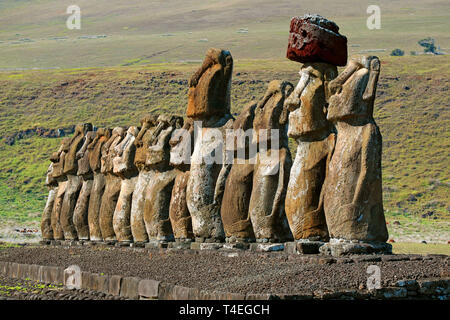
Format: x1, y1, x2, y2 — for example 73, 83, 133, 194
169, 118, 194, 240
99, 127, 126, 241
130, 115, 158, 243
143, 115, 183, 241
41, 162, 58, 240
248, 80, 294, 242
185, 48, 235, 241
221, 102, 257, 241
323, 56, 388, 242
284, 63, 337, 241
112, 126, 140, 242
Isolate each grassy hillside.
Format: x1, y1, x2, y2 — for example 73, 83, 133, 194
0, 55, 448, 242
0, 0, 449, 69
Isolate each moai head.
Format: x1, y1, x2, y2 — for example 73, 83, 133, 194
88, 128, 111, 172
45, 162, 57, 187
101, 126, 125, 173
252, 80, 293, 147
76, 131, 96, 176
327, 55, 380, 123
51, 137, 72, 179
186, 48, 233, 119
284, 63, 337, 139
134, 114, 158, 170
146, 115, 184, 167
228, 102, 257, 158
170, 117, 193, 168
63, 123, 93, 175
113, 126, 140, 175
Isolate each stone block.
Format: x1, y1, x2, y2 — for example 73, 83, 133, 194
296, 241, 324, 254
109, 275, 122, 296
138, 279, 160, 299
158, 282, 175, 300
120, 276, 141, 299
250, 243, 284, 252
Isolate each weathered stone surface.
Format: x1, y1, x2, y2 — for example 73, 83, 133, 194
41, 163, 57, 240
248, 80, 294, 242
284, 62, 337, 241
250, 243, 285, 252
319, 239, 392, 256
131, 115, 158, 243
73, 178, 93, 240
169, 119, 194, 240
99, 127, 126, 241
60, 174, 82, 240
87, 128, 111, 241
138, 279, 160, 299
221, 102, 257, 240
72, 131, 96, 240
186, 48, 233, 118
143, 115, 182, 241
51, 180, 67, 240
324, 55, 388, 242
287, 14, 347, 66
112, 126, 140, 242
50, 138, 71, 240
63, 123, 93, 175
108, 275, 122, 296
120, 276, 141, 299
186, 49, 235, 241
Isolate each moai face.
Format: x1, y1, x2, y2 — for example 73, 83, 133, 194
45, 162, 57, 187
76, 131, 96, 176
284, 63, 337, 139
88, 128, 112, 172
186, 48, 233, 119
252, 80, 293, 147
51, 137, 72, 179
63, 123, 93, 175
327, 56, 380, 122
113, 126, 140, 175
169, 118, 192, 168
134, 115, 158, 170
101, 127, 125, 173
146, 115, 183, 167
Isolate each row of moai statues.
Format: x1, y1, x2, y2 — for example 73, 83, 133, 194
41, 15, 389, 254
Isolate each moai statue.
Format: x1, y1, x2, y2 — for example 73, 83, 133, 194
50, 137, 71, 240
248, 80, 294, 243
112, 126, 140, 243
99, 127, 126, 242
72, 130, 96, 241
130, 115, 159, 244
41, 162, 58, 241
87, 128, 112, 241
221, 102, 257, 242
284, 14, 346, 244
322, 55, 389, 250
169, 118, 194, 242
143, 115, 184, 242
60, 123, 93, 240
185, 48, 234, 242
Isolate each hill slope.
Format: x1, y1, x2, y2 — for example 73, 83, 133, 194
0, 55, 448, 242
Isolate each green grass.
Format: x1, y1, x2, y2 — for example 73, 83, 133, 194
0, 55, 448, 245
392, 243, 450, 255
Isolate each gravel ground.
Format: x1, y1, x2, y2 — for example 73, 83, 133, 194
0, 245, 448, 295
0, 274, 125, 300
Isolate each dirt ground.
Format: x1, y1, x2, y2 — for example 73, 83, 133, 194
0, 245, 448, 295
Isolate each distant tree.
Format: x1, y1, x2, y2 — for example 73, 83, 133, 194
390, 48, 404, 56
418, 37, 437, 54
